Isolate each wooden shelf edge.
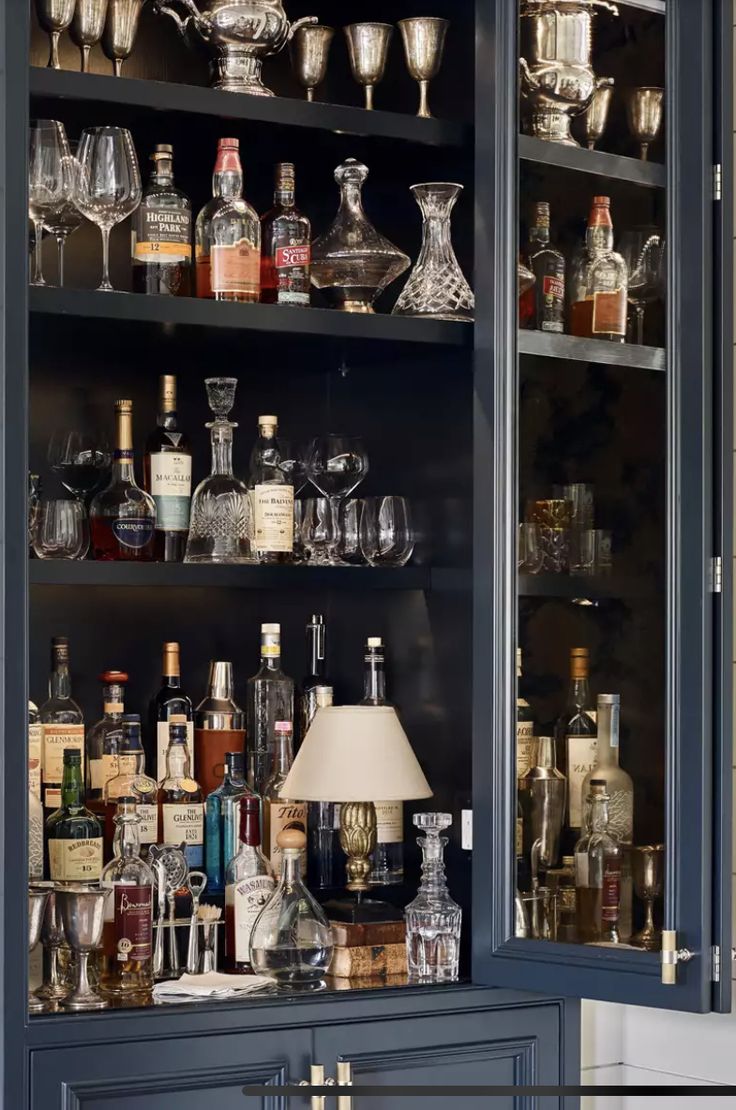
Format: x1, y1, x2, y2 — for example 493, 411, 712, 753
518, 330, 666, 372
518, 134, 666, 189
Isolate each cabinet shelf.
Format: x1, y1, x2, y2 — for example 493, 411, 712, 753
519, 574, 657, 600
518, 329, 666, 371
518, 134, 666, 189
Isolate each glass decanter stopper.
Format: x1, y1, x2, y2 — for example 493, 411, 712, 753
311, 158, 410, 314
405, 812, 461, 982
250, 828, 334, 992
392, 183, 474, 323
185, 377, 254, 565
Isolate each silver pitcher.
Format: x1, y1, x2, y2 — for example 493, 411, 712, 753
518, 736, 566, 883
152, 0, 317, 95
519, 0, 618, 146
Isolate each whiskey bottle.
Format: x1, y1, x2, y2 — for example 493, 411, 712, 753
225, 795, 275, 972
29, 786, 44, 881
570, 196, 628, 342
247, 623, 294, 794
132, 144, 192, 297
260, 162, 311, 306
151, 641, 194, 783
144, 374, 192, 563
204, 750, 254, 894
262, 720, 307, 878
300, 613, 331, 742
574, 780, 622, 944
361, 637, 404, 886
195, 138, 261, 303
516, 647, 536, 778
39, 636, 85, 812
248, 415, 295, 564
519, 202, 565, 333
100, 799, 155, 997
159, 722, 204, 869
104, 715, 159, 857
90, 400, 156, 562
28, 699, 42, 802
195, 660, 246, 798
86, 669, 127, 809
46, 749, 103, 881
555, 646, 597, 849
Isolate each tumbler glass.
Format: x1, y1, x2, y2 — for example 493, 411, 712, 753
337, 499, 366, 565
527, 499, 571, 574
32, 499, 89, 560
360, 496, 415, 568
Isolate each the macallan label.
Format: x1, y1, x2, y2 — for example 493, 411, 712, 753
268, 800, 307, 876
211, 239, 260, 297
133, 206, 192, 263
112, 516, 155, 550
150, 452, 192, 532
516, 720, 536, 778
136, 803, 159, 844
28, 721, 42, 800
374, 801, 403, 845
48, 837, 103, 881
226, 875, 276, 963
103, 882, 153, 962
156, 720, 194, 782
42, 723, 85, 788
90, 752, 119, 792
601, 860, 621, 923
254, 485, 294, 554
566, 735, 598, 828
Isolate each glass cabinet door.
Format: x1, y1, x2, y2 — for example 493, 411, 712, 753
473, 0, 732, 1012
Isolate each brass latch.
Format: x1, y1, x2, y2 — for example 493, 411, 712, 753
661, 930, 695, 984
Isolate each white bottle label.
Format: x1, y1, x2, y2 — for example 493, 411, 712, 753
150, 452, 192, 532
90, 752, 119, 791
28, 722, 42, 801
136, 803, 160, 844
567, 735, 598, 828
254, 485, 294, 554
268, 800, 307, 876
375, 801, 403, 845
157, 720, 194, 782
162, 803, 203, 846
516, 721, 536, 778
42, 723, 85, 800
48, 837, 103, 881
226, 876, 276, 964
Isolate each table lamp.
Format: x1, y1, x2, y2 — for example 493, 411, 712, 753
280, 705, 433, 922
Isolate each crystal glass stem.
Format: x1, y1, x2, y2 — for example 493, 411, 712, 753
56, 232, 69, 288
99, 225, 113, 292
32, 219, 46, 286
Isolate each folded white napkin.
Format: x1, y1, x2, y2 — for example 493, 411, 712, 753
153, 972, 275, 1001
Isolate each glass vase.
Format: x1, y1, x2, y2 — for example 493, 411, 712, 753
393, 183, 474, 323
405, 812, 462, 982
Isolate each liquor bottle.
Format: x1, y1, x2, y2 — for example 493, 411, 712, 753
247, 623, 294, 794
225, 795, 275, 972
28, 699, 42, 802
100, 799, 155, 997
151, 641, 194, 783
262, 720, 307, 878
519, 737, 566, 878
104, 715, 159, 857
260, 162, 311, 306
90, 400, 156, 562
195, 138, 261, 303
204, 750, 254, 894
132, 144, 192, 297
556, 646, 597, 850
519, 202, 565, 333
158, 722, 205, 869
86, 670, 127, 809
194, 660, 246, 797
248, 415, 294, 565
516, 647, 536, 778
361, 637, 404, 886
39, 636, 85, 812
46, 749, 103, 882
574, 780, 622, 943
29, 786, 44, 881
306, 686, 343, 889
300, 613, 330, 741
144, 374, 192, 563
570, 196, 628, 342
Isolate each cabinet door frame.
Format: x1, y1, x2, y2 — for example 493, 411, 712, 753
472, 0, 732, 1012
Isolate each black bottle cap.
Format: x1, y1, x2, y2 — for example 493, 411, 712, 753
122, 713, 141, 723
226, 751, 244, 773
170, 722, 188, 742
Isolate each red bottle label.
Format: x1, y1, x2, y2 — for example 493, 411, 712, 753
114, 884, 152, 962
601, 862, 621, 922
275, 244, 310, 270
543, 275, 565, 301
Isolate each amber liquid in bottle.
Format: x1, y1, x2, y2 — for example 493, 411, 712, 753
89, 400, 156, 562
260, 163, 311, 306
132, 144, 192, 297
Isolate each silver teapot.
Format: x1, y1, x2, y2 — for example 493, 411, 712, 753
152, 0, 317, 95
519, 0, 618, 146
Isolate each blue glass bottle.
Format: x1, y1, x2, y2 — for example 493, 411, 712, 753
205, 751, 254, 892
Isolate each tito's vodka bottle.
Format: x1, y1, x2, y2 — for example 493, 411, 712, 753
39, 636, 85, 812
556, 646, 597, 852
144, 374, 192, 563
260, 162, 311, 306
195, 138, 260, 303
90, 400, 156, 562
362, 637, 404, 885
248, 415, 294, 565
247, 623, 294, 794
263, 720, 307, 878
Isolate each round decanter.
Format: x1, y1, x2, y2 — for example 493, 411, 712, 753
404, 812, 462, 982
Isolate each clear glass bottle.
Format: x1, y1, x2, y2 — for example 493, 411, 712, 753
89, 400, 156, 562
39, 636, 85, 812
263, 720, 307, 879
103, 715, 159, 858
185, 377, 253, 566
518, 736, 566, 880
555, 646, 597, 852
158, 722, 204, 869
361, 637, 403, 885
132, 144, 192, 297
405, 813, 462, 982
516, 647, 536, 778
46, 749, 103, 882
247, 623, 295, 794
260, 162, 311, 306
86, 669, 127, 809
248, 415, 294, 565
519, 201, 565, 333
195, 138, 260, 303
100, 799, 155, 997
300, 613, 330, 742
205, 751, 255, 894
250, 828, 333, 992
306, 686, 340, 890
195, 660, 246, 797
574, 781, 622, 944
225, 795, 275, 973
151, 641, 194, 783
144, 374, 192, 563
570, 196, 628, 342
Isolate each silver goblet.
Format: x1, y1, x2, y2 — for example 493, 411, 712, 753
344, 23, 393, 111
34, 0, 77, 69
70, 0, 109, 72
578, 80, 613, 150
290, 24, 334, 102
102, 0, 144, 76
56, 885, 110, 1010
398, 17, 449, 120
631, 844, 664, 951
34, 885, 69, 1001
626, 87, 664, 161
28, 887, 50, 1014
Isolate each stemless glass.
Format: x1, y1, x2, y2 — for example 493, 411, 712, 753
360, 496, 415, 568
337, 498, 366, 565
29, 120, 73, 287
306, 435, 369, 566
300, 498, 337, 566
73, 126, 142, 292
32, 500, 89, 560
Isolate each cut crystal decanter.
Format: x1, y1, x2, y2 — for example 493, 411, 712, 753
393, 183, 474, 323
185, 378, 254, 564
404, 812, 461, 982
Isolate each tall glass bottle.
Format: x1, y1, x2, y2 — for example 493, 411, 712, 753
225, 795, 275, 973
132, 144, 192, 297
570, 196, 628, 342
100, 799, 155, 997
29, 698, 44, 880
300, 613, 330, 742
260, 162, 311, 306
556, 646, 597, 851
263, 720, 307, 878
28, 698, 42, 803
144, 374, 192, 563
151, 641, 193, 784
248, 415, 294, 565
86, 670, 127, 809
405, 813, 461, 982
195, 138, 260, 303
574, 781, 622, 944
195, 660, 246, 797
516, 647, 536, 778
104, 715, 159, 857
89, 400, 156, 562
46, 749, 103, 882
158, 722, 204, 869
247, 623, 295, 794
39, 636, 85, 812
306, 686, 340, 889
205, 751, 254, 894
361, 637, 403, 885
519, 201, 565, 333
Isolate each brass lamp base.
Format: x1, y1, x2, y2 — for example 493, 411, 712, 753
324, 799, 402, 923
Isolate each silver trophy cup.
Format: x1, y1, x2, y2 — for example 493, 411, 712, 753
34, 884, 69, 1001
28, 887, 51, 1014
56, 885, 110, 1010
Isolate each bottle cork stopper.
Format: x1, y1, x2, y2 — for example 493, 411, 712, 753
277, 828, 306, 851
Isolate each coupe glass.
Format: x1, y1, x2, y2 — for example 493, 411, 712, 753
359, 496, 415, 567
29, 120, 73, 287
619, 227, 665, 346
306, 435, 369, 566
73, 127, 142, 292
31, 499, 89, 560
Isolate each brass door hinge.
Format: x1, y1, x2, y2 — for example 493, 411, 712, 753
661, 930, 695, 984
713, 164, 723, 201
712, 945, 721, 983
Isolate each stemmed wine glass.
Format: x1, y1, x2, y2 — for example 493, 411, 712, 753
73, 126, 142, 292
29, 120, 73, 287
48, 427, 112, 550
306, 435, 369, 566
619, 227, 665, 346
43, 141, 84, 287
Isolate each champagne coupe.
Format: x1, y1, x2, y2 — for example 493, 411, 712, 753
626, 87, 664, 161
290, 24, 334, 102
398, 18, 449, 120
73, 126, 142, 291
631, 844, 664, 951
344, 23, 393, 111
42, 141, 84, 287
619, 227, 665, 346
306, 434, 369, 566
70, 0, 109, 71
34, 0, 77, 69
29, 120, 73, 287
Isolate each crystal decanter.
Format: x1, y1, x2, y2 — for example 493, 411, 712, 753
405, 812, 461, 982
185, 377, 254, 564
393, 183, 474, 323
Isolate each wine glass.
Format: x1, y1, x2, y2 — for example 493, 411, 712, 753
43, 141, 84, 287
29, 120, 73, 287
47, 427, 112, 500
306, 435, 369, 566
619, 227, 665, 346
73, 126, 142, 292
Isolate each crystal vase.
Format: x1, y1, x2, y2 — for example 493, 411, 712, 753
393, 183, 474, 323
404, 812, 461, 982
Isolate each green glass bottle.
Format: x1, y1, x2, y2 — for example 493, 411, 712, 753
46, 748, 104, 882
